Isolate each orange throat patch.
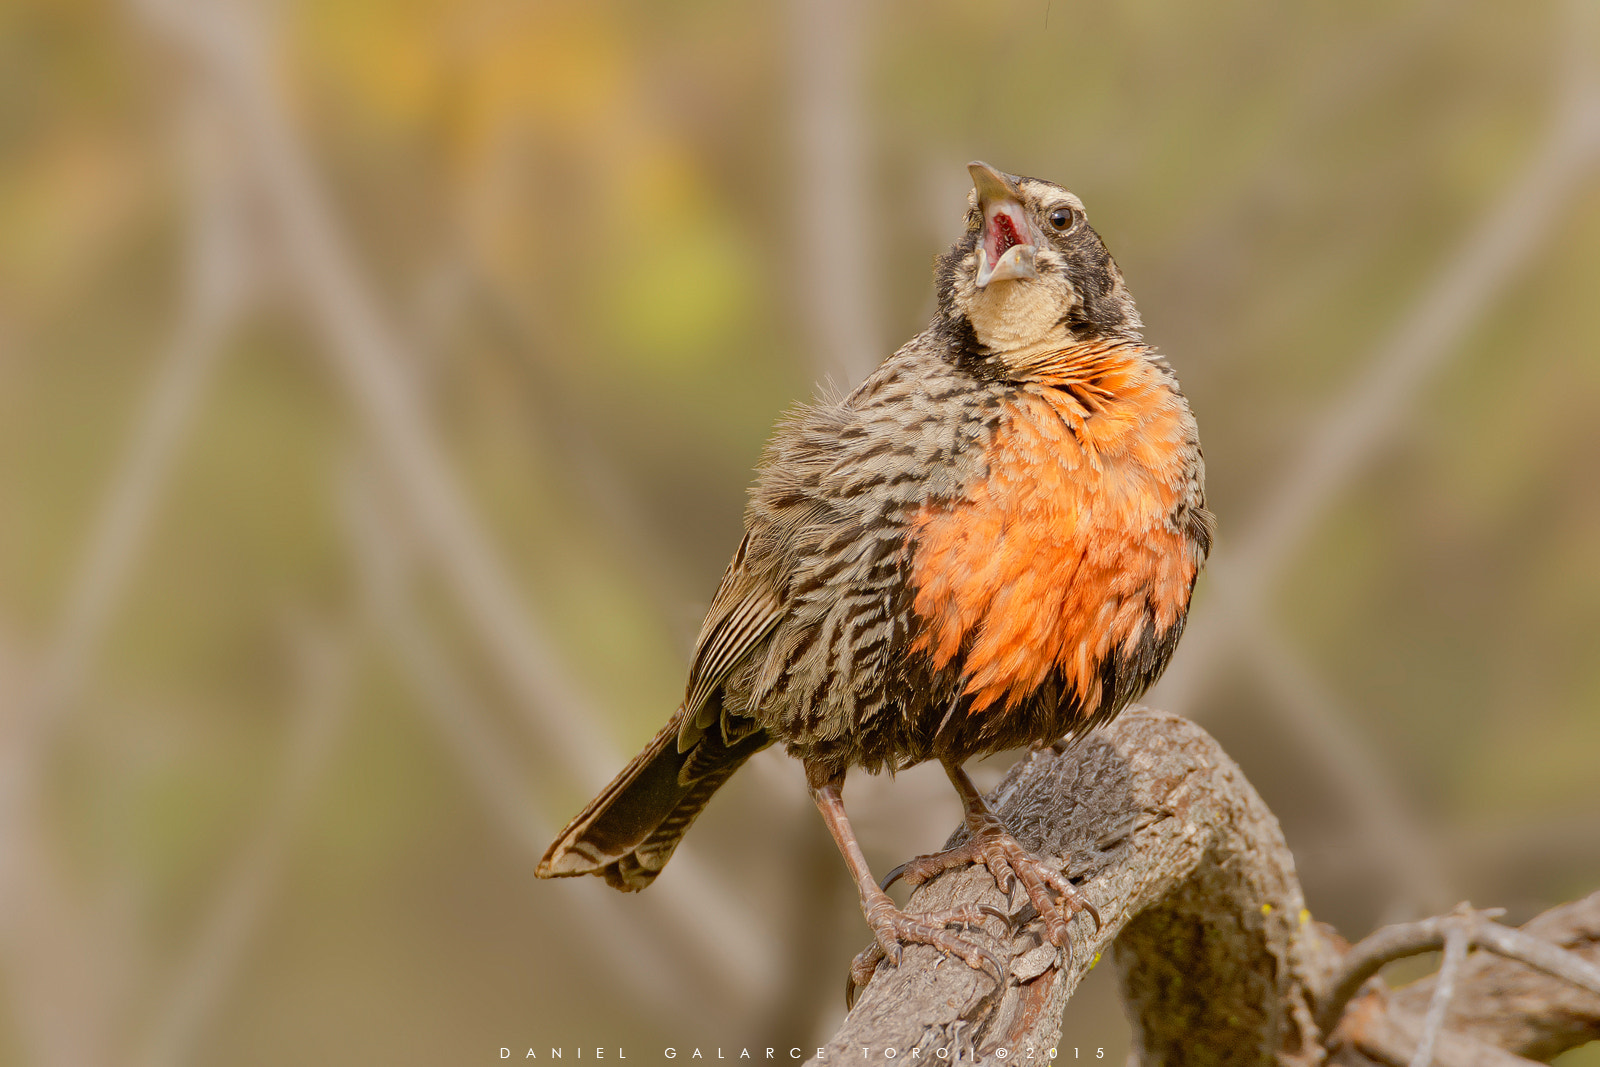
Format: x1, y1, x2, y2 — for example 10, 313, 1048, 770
909, 342, 1200, 715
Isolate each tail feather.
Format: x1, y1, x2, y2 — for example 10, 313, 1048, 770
537, 711, 769, 891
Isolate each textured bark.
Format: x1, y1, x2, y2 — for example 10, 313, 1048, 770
811, 707, 1340, 1066
812, 708, 1600, 1067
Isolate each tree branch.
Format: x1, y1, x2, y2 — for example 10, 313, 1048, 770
1334, 892, 1600, 1064
815, 711, 1600, 1067
815, 707, 1337, 1066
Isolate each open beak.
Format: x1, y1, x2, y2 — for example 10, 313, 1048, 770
968, 161, 1038, 288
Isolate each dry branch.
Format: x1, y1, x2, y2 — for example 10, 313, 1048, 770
1332, 893, 1600, 1065
816, 707, 1335, 1066
817, 709, 1600, 1067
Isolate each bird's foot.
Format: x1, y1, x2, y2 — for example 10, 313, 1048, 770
884, 814, 1099, 954
846, 896, 1007, 1006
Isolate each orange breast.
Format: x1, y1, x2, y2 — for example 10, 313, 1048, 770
908, 346, 1199, 715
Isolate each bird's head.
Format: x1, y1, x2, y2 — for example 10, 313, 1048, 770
937, 162, 1141, 362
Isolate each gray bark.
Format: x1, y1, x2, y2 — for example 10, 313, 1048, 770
812, 707, 1600, 1067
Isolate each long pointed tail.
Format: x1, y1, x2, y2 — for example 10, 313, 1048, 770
537, 712, 770, 891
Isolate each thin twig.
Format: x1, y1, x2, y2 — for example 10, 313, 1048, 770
1384, 890, 1600, 1061
1410, 923, 1470, 1067
1318, 905, 1600, 1037
1320, 908, 1502, 1034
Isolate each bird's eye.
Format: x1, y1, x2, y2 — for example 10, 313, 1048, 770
1048, 207, 1077, 231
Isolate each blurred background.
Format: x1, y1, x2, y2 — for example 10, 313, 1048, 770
3, 0, 1600, 1062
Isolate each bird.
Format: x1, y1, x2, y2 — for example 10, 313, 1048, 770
537, 161, 1212, 992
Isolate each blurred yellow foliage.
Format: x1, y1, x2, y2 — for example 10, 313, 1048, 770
0, 131, 144, 316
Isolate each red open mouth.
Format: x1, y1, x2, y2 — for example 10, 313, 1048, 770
976, 201, 1037, 288
989, 212, 1024, 260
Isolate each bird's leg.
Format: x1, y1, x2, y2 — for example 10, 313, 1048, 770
805, 764, 1004, 1000
883, 759, 1100, 955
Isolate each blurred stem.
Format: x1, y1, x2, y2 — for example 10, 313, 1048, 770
1149, 10, 1600, 919
1239, 618, 1450, 916
137, 614, 354, 1067
140, 0, 622, 790
1156, 6, 1600, 713
0, 94, 249, 1067
787, 0, 883, 388
0, 94, 247, 884
338, 458, 771, 1017
136, 0, 787, 1012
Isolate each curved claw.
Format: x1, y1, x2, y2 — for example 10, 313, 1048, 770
880, 861, 911, 892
